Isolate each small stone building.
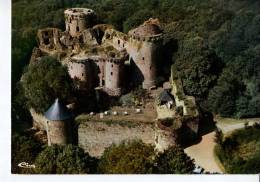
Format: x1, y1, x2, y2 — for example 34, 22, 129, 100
44, 98, 73, 146
158, 90, 175, 109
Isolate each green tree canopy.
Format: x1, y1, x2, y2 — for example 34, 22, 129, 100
22, 56, 73, 113
34, 144, 97, 174
11, 133, 43, 174
98, 140, 155, 174
215, 125, 260, 174
154, 145, 195, 174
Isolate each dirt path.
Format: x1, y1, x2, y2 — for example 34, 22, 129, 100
215, 117, 259, 134
184, 132, 222, 173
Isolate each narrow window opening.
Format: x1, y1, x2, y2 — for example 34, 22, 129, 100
155, 136, 158, 143
118, 40, 120, 45
111, 64, 113, 68
142, 57, 145, 60
76, 26, 79, 32
111, 72, 113, 76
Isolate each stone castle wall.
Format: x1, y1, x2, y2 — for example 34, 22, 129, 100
78, 121, 155, 157
154, 121, 178, 152
31, 106, 184, 156
169, 74, 200, 134
102, 29, 127, 51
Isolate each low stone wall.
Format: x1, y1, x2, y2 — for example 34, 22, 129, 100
78, 121, 155, 157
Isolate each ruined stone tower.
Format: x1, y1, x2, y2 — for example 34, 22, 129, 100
67, 59, 93, 91
64, 8, 96, 37
44, 98, 73, 146
104, 58, 124, 96
127, 18, 163, 89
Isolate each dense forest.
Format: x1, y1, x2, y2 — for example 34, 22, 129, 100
12, 0, 260, 119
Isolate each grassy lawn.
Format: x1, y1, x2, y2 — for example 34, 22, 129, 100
76, 106, 157, 124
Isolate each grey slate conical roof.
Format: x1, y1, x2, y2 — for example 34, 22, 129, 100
158, 90, 174, 102
44, 98, 73, 121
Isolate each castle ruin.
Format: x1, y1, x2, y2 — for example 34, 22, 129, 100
33, 8, 163, 96
30, 8, 201, 156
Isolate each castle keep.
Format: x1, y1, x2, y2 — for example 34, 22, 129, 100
33, 8, 163, 96
30, 8, 201, 156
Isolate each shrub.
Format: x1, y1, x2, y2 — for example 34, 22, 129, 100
214, 129, 223, 145
154, 145, 195, 174
215, 126, 260, 174
34, 144, 98, 174
11, 133, 43, 174
98, 140, 155, 174
119, 93, 135, 107
22, 56, 73, 113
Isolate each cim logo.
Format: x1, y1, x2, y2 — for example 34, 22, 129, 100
17, 162, 35, 169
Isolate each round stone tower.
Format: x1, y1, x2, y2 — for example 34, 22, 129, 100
67, 58, 93, 90
64, 8, 96, 37
44, 98, 73, 146
104, 58, 124, 96
127, 18, 163, 89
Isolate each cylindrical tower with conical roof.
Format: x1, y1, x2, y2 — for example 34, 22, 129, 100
44, 98, 73, 146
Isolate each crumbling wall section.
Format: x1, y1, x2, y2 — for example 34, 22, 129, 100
102, 29, 128, 51
82, 29, 98, 45
170, 76, 200, 134
154, 121, 178, 152
37, 28, 63, 52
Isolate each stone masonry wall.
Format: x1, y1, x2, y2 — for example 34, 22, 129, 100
78, 121, 155, 157
47, 120, 70, 145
